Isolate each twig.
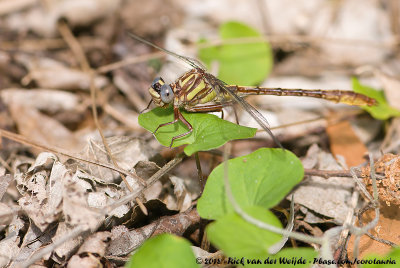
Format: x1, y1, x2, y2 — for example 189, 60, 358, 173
57, 21, 147, 198
268, 195, 295, 254
104, 152, 185, 214
357, 203, 397, 247
195, 34, 398, 50
96, 52, 164, 74
348, 154, 380, 259
194, 152, 205, 193
304, 168, 364, 179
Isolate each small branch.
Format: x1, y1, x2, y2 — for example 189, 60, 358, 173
304, 168, 364, 179
105, 153, 185, 214
96, 52, 164, 74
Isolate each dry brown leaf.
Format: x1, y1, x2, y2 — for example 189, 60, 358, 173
375, 70, 400, 110
292, 144, 354, 223
107, 209, 200, 256
82, 137, 157, 185
16, 153, 65, 231
12, 222, 57, 266
9, 104, 83, 154
62, 176, 102, 231
1, 89, 79, 113
0, 174, 12, 200
52, 222, 85, 262
67, 232, 111, 268
168, 175, 192, 212
0, 203, 13, 227
327, 119, 367, 167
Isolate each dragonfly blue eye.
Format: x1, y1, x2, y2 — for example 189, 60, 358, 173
151, 77, 164, 92
160, 84, 174, 104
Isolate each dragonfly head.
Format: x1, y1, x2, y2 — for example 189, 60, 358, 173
149, 77, 174, 107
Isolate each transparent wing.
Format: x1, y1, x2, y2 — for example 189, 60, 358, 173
204, 73, 283, 148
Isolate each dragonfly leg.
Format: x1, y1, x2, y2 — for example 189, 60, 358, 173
153, 106, 184, 136
154, 118, 178, 134
169, 108, 193, 148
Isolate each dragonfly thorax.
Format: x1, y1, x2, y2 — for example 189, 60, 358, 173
149, 77, 174, 107
174, 68, 218, 108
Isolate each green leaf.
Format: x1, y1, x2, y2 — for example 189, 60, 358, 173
197, 148, 304, 220
125, 234, 199, 268
352, 77, 400, 120
138, 106, 257, 155
207, 207, 316, 267
362, 247, 400, 267
199, 21, 273, 85
206, 206, 282, 259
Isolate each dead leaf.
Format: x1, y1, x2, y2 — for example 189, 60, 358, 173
107, 209, 200, 256
1, 89, 80, 114
327, 119, 367, 167
293, 144, 355, 223
52, 222, 85, 262
9, 104, 83, 154
0, 174, 12, 200
82, 137, 157, 184
67, 231, 111, 268
375, 70, 400, 110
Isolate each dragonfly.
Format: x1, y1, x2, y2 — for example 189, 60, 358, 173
129, 33, 376, 148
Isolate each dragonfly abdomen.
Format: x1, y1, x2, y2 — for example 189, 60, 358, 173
231, 86, 376, 106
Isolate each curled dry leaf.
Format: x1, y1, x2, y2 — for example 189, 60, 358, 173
362, 153, 400, 206
16, 153, 65, 231
16, 153, 104, 233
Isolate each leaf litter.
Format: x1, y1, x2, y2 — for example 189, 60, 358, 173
1, 0, 400, 266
